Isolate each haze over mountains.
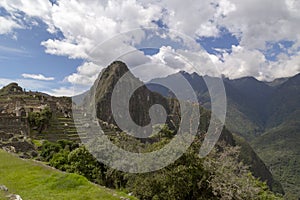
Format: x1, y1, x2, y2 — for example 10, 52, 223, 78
147, 71, 300, 198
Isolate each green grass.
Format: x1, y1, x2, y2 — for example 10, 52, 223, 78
31, 139, 44, 148
0, 150, 136, 200
0, 190, 8, 200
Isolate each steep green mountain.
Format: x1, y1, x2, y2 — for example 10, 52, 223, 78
148, 71, 300, 198
252, 120, 300, 199
266, 74, 300, 129
252, 74, 300, 199
226, 77, 274, 130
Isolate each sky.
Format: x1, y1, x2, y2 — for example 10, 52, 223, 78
0, 0, 299, 96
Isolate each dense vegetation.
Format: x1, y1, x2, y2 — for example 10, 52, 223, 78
37, 127, 282, 200
252, 120, 300, 199
149, 72, 300, 198
28, 106, 52, 133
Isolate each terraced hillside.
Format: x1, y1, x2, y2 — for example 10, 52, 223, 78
0, 84, 79, 142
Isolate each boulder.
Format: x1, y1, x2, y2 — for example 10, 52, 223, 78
2, 146, 16, 153
0, 185, 8, 191
8, 194, 23, 200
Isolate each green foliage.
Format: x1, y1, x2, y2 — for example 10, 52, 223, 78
57, 139, 79, 151
252, 120, 300, 199
126, 142, 212, 200
49, 150, 69, 170
40, 140, 62, 161
233, 134, 284, 195
203, 146, 282, 200
28, 106, 52, 133
67, 146, 106, 184
40, 140, 79, 161
151, 124, 174, 139
39, 137, 283, 200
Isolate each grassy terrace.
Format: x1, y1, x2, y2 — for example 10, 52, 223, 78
0, 150, 136, 200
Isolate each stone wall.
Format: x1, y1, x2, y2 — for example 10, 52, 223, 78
0, 114, 29, 136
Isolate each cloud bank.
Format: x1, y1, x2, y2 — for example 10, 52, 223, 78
0, 0, 299, 96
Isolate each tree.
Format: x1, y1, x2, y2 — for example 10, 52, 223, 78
203, 145, 283, 200
67, 146, 106, 185
28, 106, 52, 133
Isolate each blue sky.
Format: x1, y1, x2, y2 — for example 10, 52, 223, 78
0, 0, 299, 96
0, 21, 82, 80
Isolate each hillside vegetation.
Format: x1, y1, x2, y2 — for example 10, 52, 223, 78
37, 135, 283, 200
252, 120, 300, 199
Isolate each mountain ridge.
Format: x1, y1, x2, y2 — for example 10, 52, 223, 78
148, 70, 300, 198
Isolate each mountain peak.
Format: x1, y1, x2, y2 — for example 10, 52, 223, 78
104, 61, 129, 76
86, 61, 181, 136
0, 82, 23, 95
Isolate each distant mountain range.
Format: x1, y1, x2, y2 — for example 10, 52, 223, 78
147, 71, 300, 199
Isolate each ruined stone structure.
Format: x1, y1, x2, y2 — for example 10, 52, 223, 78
0, 83, 72, 137
0, 113, 29, 136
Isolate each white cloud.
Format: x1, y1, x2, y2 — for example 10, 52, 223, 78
0, 0, 52, 22
129, 46, 220, 81
213, 45, 300, 81
0, 16, 22, 34
65, 62, 103, 86
39, 0, 162, 60
143, 44, 299, 81
44, 86, 85, 97
0, 45, 27, 54
41, 38, 90, 59
267, 52, 300, 79
159, 0, 218, 38
217, 45, 268, 79
1, 0, 300, 82
217, 0, 300, 49
22, 73, 55, 81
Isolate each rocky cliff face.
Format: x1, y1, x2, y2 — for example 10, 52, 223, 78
85, 61, 181, 135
